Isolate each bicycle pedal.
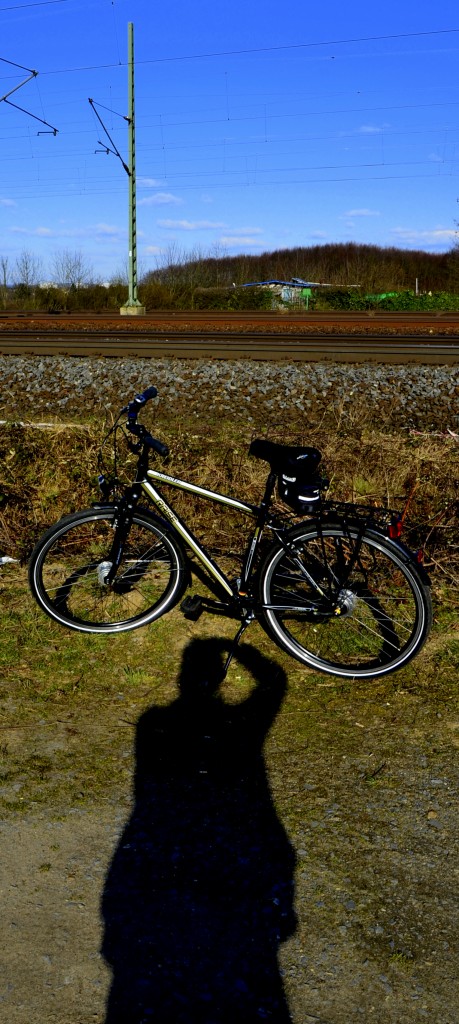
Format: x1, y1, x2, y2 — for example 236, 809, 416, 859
180, 595, 203, 620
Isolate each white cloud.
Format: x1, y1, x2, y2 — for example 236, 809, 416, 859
94, 223, 122, 236
223, 227, 263, 236
11, 225, 53, 236
157, 219, 226, 231
137, 177, 163, 188
138, 192, 183, 207
358, 124, 390, 134
216, 226, 264, 248
343, 209, 380, 217
144, 245, 162, 255
390, 226, 456, 248
219, 235, 263, 247
0, 198, 15, 207
10, 223, 125, 243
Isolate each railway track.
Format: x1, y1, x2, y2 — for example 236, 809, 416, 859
1, 312, 458, 363
1, 310, 459, 323
0, 330, 458, 363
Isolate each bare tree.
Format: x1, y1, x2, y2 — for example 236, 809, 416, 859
51, 249, 94, 288
110, 263, 128, 287
153, 242, 186, 284
0, 255, 9, 308
14, 249, 42, 288
112, 256, 147, 287
448, 223, 459, 292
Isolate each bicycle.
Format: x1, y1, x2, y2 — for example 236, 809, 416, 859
28, 386, 432, 679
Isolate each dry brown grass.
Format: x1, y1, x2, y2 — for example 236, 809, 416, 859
0, 412, 458, 602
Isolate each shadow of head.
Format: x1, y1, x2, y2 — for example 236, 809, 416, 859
178, 637, 228, 702
177, 636, 288, 704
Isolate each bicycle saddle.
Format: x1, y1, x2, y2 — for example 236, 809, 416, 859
249, 438, 322, 476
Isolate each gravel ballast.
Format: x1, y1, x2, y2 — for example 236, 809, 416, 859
1, 356, 458, 431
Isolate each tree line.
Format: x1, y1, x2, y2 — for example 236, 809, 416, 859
1, 241, 459, 312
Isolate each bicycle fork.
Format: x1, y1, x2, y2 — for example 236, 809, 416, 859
98, 489, 143, 586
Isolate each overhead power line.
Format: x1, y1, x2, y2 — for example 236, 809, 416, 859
22, 27, 459, 77
0, 0, 70, 10
124, 27, 459, 66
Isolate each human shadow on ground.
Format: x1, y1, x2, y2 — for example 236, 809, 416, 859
102, 638, 297, 1023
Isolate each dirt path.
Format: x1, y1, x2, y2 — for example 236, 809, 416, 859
2, 672, 459, 1024
1, 807, 118, 1023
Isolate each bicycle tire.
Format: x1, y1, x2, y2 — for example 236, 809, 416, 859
259, 521, 432, 678
29, 506, 188, 634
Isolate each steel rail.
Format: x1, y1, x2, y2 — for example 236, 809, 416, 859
1, 310, 459, 325
1, 330, 459, 364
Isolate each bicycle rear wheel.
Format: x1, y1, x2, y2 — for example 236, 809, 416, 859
259, 522, 432, 678
29, 507, 187, 633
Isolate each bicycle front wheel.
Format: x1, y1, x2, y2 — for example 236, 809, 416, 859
259, 522, 432, 678
29, 507, 187, 633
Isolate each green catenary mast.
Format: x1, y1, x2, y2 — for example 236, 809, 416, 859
121, 22, 145, 315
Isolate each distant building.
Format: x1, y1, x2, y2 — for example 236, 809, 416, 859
240, 278, 322, 309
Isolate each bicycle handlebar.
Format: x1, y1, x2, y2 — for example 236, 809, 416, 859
143, 433, 169, 457
123, 386, 169, 458
123, 386, 158, 418
135, 385, 158, 404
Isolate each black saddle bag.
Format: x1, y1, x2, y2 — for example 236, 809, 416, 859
249, 438, 325, 513
278, 448, 324, 514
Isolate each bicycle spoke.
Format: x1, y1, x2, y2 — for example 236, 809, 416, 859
261, 523, 430, 678
30, 510, 186, 632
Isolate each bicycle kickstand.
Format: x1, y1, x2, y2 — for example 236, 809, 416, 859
222, 612, 255, 677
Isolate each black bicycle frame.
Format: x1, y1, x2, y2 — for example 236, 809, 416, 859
101, 453, 367, 613
139, 465, 279, 603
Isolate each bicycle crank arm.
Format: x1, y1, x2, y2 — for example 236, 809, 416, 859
180, 594, 239, 620
263, 603, 331, 614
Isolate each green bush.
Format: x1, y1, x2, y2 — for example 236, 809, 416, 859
314, 289, 366, 311
313, 288, 459, 312
375, 291, 459, 311
193, 287, 273, 311
139, 281, 185, 310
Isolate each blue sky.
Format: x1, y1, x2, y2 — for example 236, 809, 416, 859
1, 0, 458, 282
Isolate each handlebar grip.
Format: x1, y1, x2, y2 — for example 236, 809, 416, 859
145, 435, 169, 458
132, 386, 157, 408
125, 386, 158, 421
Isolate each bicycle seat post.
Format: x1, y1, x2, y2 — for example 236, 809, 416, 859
259, 470, 277, 516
